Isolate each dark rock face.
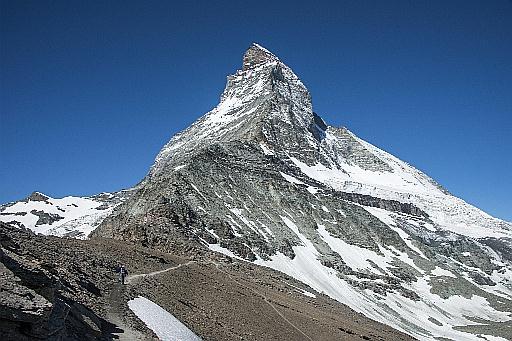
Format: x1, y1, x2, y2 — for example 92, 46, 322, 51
323, 126, 393, 172
243, 43, 277, 70
30, 210, 64, 226
0, 223, 105, 340
26, 192, 50, 202
480, 237, 512, 262
0, 260, 52, 338
334, 192, 429, 218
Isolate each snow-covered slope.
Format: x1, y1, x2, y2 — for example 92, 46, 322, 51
0, 191, 131, 238
151, 43, 511, 241
291, 128, 511, 240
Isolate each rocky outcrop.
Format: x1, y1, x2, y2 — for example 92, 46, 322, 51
334, 191, 429, 218
0, 223, 106, 340
25, 192, 50, 202
0, 260, 52, 340
30, 209, 64, 226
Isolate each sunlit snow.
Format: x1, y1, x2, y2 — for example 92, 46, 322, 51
128, 296, 201, 341
0, 193, 117, 238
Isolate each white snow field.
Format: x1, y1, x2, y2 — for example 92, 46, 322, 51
0, 191, 129, 238
128, 296, 202, 341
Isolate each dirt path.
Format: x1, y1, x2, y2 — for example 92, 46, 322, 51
106, 261, 195, 340
126, 260, 195, 284
211, 261, 314, 341
106, 283, 148, 340
107, 259, 311, 340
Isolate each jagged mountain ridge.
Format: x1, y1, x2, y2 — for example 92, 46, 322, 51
92, 44, 512, 340
0, 190, 132, 239
151, 43, 509, 240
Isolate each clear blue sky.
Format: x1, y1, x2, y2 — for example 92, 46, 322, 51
1, 1, 511, 221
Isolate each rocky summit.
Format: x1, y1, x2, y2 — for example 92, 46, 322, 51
2, 43, 512, 341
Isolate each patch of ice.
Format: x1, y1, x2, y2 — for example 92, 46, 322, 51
285, 283, 317, 298
190, 184, 207, 200
281, 216, 314, 248
317, 224, 386, 273
260, 142, 274, 155
306, 186, 319, 194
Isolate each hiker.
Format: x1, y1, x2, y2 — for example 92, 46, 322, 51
117, 264, 129, 285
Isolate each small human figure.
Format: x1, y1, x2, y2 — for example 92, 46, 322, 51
117, 264, 128, 285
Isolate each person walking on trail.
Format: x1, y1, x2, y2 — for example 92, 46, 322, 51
117, 264, 128, 285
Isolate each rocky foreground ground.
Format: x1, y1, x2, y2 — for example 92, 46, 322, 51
0, 222, 413, 340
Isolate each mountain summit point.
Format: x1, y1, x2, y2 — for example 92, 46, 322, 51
243, 43, 280, 70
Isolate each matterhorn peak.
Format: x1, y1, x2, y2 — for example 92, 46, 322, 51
242, 43, 279, 70
5, 42, 511, 341
149, 42, 316, 173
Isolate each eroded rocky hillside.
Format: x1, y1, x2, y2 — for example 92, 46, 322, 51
0, 222, 410, 340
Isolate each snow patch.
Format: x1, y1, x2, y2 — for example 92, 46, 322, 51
260, 143, 274, 155
365, 207, 428, 259
128, 296, 201, 341
285, 283, 317, 298
208, 244, 245, 261
431, 266, 457, 278
279, 172, 305, 185
0, 194, 120, 238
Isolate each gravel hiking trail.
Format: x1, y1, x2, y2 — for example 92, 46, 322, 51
211, 261, 314, 341
126, 260, 195, 284
106, 261, 195, 340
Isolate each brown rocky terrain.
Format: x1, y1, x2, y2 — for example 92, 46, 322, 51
0, 222, 413, 340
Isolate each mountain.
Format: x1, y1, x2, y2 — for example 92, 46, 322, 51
2, 43, 512, 340
0, 190, 132, 239
93, 44, 512, 340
